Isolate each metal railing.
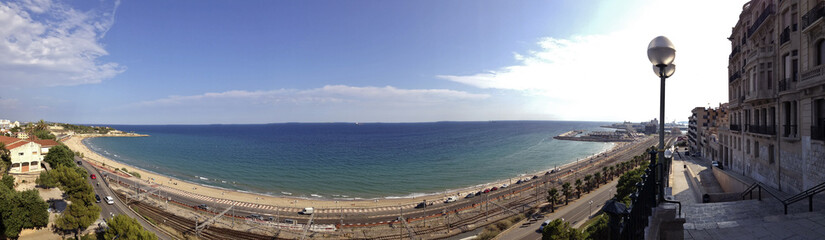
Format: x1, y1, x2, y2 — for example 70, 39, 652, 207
742, 181, 825, 214
618, 149, 679, 240
802, 2, 825, 31
729, 71, 741, 82
730, 46, 740, 59
748, 125, 776, 135
748, 4, 775, 37
730, 124, 741, 131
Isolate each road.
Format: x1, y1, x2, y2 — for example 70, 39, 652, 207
77, 156, 173, 240
497, 179, 619, 240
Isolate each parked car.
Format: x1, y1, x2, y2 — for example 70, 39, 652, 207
465, 193, 475, 198
248, 214, 263, 220
77, 161, 82, 165
516, 179, 524, 184
501, 184, 508, 188
491, 187, 498, 191
95, 194, 101, 203
532, 175, 539, 179
483, 188, 490, 193
104, 196, 114, 205
445, 196, 458, 203
415, 202, 427, 208
90, 174, 96, 179
475, 191, 483, 196
198, 204, 209, 210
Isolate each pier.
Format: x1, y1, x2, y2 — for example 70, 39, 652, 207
553, 130, 635, 142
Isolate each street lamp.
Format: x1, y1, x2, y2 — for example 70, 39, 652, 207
648, 36, 676, 202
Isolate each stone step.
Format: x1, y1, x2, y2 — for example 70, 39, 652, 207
684, 208, 825, 240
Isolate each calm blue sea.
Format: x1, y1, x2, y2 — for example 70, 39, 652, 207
84, 121, 614, 199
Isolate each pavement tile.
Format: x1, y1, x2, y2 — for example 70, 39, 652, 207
694, 222, 718, 230
687, 229, 713, 240
715, 221, 740, 228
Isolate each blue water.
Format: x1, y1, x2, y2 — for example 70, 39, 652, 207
84, 121, 614, 199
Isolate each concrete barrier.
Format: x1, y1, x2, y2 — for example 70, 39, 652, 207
711, 167, 749, 193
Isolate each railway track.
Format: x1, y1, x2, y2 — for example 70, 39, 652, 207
117, 192, 277, 240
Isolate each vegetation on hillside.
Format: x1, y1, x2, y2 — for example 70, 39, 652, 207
57, 123, 114, 134
43, 145, 76, 169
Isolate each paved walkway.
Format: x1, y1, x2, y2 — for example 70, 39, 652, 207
671, 150, 825, 240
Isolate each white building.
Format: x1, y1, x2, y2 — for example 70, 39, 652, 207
0, 135, 44, 174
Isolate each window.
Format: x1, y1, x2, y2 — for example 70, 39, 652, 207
769, 145, 775, 164
746, 140, 751, 154
755, 141, 760, 158
818, 39, 825, 65
18, 152, 23, 156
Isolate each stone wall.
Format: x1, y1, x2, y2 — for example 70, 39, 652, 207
711, 167, 749, 193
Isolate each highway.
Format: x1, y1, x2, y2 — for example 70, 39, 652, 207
496, 179, 619, 240
77, 156, 173, 240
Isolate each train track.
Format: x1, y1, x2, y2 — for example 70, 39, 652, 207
117, 192, 277, 240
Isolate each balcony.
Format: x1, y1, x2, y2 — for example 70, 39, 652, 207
778, 78, 796, 92
783, 124, 797, 137
748, 125, 777, 135
780, 26, 790, 45
748, 4, 776, 37
729, 71, 741, 82
730, 46, 740, 59
799, 64, 825, 89
802, 2, 825, 31
730, 124, 741, 132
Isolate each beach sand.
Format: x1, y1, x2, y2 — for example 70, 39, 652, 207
64, 135, 624, 210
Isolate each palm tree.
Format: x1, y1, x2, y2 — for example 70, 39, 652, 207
602, 166, 608, 178
594, 172, 602, 186
609, 166, 616, 180
561, 182, 571, 205
574, 179, 583, 199
547, 188, 559, 212
583, 175, 593, 192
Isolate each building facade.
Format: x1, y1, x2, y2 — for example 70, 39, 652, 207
720, 0, 825, 194
0, 136, 44, 174
689, 105, 728, 161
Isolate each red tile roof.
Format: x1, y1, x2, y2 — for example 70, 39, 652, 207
0, 135, 32, 150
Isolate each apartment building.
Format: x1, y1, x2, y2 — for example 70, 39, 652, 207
720, 0, 825, 194
689, 105, 728, 161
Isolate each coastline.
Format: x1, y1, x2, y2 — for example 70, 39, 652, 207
65, 134, 622, 209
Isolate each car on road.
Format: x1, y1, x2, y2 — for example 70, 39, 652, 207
248, 214, 263, 220
77, 161, 82, 165
90, 174, 96, 179
198, 204, 209, 210
538, 219, 552, 232
300, 207, 314, 215
95, 194, 101, 203
104, 196, 114, 205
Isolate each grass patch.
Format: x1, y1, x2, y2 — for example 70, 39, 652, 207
577, 212, 604, 229
475, 213, 529, 240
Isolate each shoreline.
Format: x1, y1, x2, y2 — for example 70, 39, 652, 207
65, 134, 622, 209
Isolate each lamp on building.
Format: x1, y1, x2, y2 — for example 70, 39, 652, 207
648, 36, 676, 202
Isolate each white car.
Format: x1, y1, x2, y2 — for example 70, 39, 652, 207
445, 196, 458, 203
105, 196, 114, 205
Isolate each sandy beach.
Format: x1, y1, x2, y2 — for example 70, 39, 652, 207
63, 135, 624, 209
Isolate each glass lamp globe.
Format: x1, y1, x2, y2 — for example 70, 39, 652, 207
653, 63, 676, 78
664, 149, 673, 159
647, 36, 676, 66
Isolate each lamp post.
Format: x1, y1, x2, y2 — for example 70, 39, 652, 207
647, 36, 676, 202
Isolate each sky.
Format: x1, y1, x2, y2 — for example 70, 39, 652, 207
0, 0, 749, 124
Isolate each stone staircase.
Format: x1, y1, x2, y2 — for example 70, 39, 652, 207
681, 196, 825, 239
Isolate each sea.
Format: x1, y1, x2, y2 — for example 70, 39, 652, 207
83, 121, 615, 199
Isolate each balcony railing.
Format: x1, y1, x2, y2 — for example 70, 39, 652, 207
779, 78, 789, 92
749, 125, 777, 135
730, 71, 741, 82
730, 46, 740, 59
748, 4, 776, 37
802, 2, 825, 31
814, 126, 825, 141
730, 124, 741, 131
783, 124, 797, 137
780, 26, 791, 45
801, 64, 825, 83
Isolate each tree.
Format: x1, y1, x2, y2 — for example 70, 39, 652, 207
36, 171, 59, 189
574, 179, 583, 199
547, 188, 559, 213
615, 168, 645, 204
103, 214, 158, 240
44, 145, 75, 169
583, 214, 609, 240
1, 175, 14, 189
56, 201, 101, 237
593, 172, 602, 186
561, 182, 571, 205
583, 175, 593, 193
541, 219, 582, 240
0, 183, 49, 238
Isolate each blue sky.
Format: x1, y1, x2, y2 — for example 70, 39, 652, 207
0, 0, 747, 124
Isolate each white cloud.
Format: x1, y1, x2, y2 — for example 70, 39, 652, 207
437, 0, 747, 122
131, 85, 490, 108
0, 0, 124, 87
